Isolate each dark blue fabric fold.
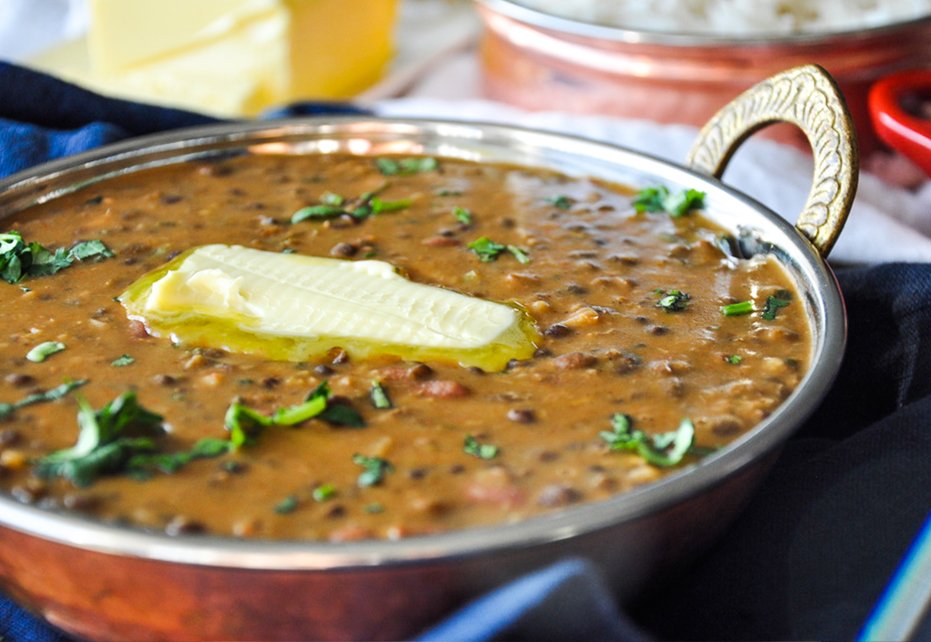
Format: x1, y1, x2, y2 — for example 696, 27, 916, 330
0, 61, 367, 179
1, 62, 929, 641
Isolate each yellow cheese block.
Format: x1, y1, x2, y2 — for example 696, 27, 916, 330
287, 0, 399, 99
120, 245, 539, 371
31, 0, 398, 116
87, 0, 278, 73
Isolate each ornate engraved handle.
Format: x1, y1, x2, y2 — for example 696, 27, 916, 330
686, 64, 859, 258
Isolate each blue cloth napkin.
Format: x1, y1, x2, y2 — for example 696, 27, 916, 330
2, 62, 930, 641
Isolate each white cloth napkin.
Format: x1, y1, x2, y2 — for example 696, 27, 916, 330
377, 97, 931, 265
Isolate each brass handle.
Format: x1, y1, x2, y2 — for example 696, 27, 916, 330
686, 64, 859, 258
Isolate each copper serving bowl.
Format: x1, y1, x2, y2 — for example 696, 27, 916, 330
476, 0, 931, 153
0, 66, 856, 641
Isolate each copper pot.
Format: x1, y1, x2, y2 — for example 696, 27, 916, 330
476, 0, 931, 154
0, 66, 856, 641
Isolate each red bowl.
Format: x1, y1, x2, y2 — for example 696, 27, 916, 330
869, 68, 931, 176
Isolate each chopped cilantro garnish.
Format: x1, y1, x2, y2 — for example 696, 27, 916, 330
656, 290, 690, 312
547, 195, 575, 210
633, 185, 706, 217
506, 245, 531, 265
291, 187, 409, 224
0, 231, 114, 284
375, 157, 439, 176
274, 494, 299, 514
26, 341, 66, 363
111, 354, 135, 367
312, 483, 336, 502
34, 391, 167, 487
68, 240, 115, 262
353, 454, 393, 487
468, 237, 506, 262
467, 237, 531, 264
762, 291, 792, 320
463, 435, 499, 460
128, 437, 233, 477
290, 204, 346, 223
720, 300, 754, 316
224, 401, 273, 448
351, 204, 373, 219
320, 191, 345, 206
0, 379, 87, 420
453, 207, 473, 225
726, 354, 743, 365
224, 380, 363, 448
370, 197, 412, 214
319, 403, 365, 427
269, 395, 329, 426
599, 413, 695, 468
370, 380, 392, 409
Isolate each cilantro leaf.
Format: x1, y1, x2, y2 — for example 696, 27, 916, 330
0, 231, 114, 284
68, 240, 115, 262
35, 391, 166, 487
633, 185, 706, 217
467, 237, 531, 264
353, 454, 393, 487
375, 157, 439, 176
223, 379, 364, 447
656, 289, 690, 312
27, 245, 72, 277
463, 435, 499, 460
370, 197, 411, 214
319, 403, 365, 427
224, 401, 273, 448
274, 494, 299, 514
547, 195, 576, 210
600, 413, 695, 468
467, 237, 506, 262
506, 245, 531, 265
720, 300, 754, 316
320, 191, 345, 206
128, 437, 232, 477
26, 341, 66, 363
313, 483, 336, 502
0, 379, 87, 420
761, 290, 792, 320
291, 186, 409, 224
291, 204, 346, 223
453, 207, 473, 225
370, 380, 392, 409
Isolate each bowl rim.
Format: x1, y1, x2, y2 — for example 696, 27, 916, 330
0, 115, 847, 571
477, 0, 931, 47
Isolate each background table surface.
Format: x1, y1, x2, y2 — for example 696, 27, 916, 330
2, 0, 930, 265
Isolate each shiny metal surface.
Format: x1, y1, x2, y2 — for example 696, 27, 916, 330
476, 0, 931, 153
686, 64, 859, 256
0, 113, 849, 640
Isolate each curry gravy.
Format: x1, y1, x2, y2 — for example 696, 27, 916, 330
0, 154, 810, 540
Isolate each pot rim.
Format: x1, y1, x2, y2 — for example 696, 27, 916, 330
0, 115, 847, 571
477, 0, 931, 47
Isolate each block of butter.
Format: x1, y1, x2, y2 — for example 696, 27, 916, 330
30, 0, 398, 116
120, 245, 539, 372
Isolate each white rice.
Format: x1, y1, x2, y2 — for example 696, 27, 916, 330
514, 0, 931, 36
